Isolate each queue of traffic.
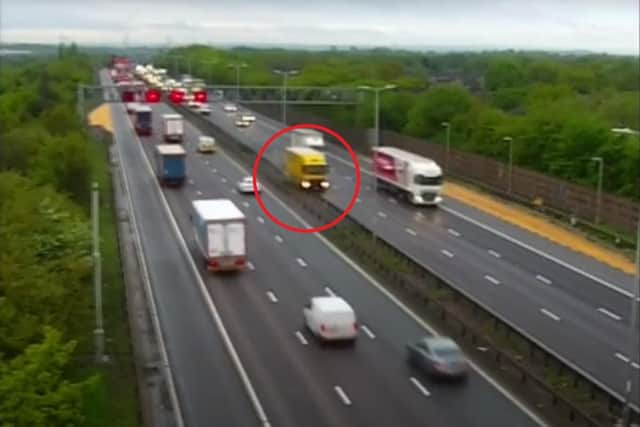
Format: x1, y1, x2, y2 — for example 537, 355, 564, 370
118, 62, 463, 384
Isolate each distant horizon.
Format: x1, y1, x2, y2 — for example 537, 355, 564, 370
0, 41, 630, 57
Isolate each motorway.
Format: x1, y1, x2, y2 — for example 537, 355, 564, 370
105, 72, 549, 425
190, 99, 639, 404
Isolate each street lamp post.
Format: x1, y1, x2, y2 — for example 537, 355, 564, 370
590, 156, 604, 225
442, 122, 451, 172
91, 182, 105, 363
228, 63, 248, 102
274, 69, 299, 125
358, 84, 397, 147
503, 136, 514, 194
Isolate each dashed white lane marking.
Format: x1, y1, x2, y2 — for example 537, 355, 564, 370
295, 331, 308, 345
597, 307, 622, 321
212, 168, 217, 173
257, 216, 265, 224
345, 176, 352, 180
221, 177, 227, 183
266, 291, 278, 303
484, 275, 500, 285
196, 190, 203, 196
188, 178, 194, 185
441, 249, 454, 258
633, 362, 640, 370
377, 211, 387, 218
488, 249, 501, 258
536, 275, 552, 285
356, 198, 362, 203
247, 261, 255, 270
360, 325, 375, 339
325, 287, 336, 296
409, 377, 431, 397
540, 308, 561, 321
275, 235, 284, 243
616, 353, 630, 363
242, 201, 249, 208
447, 228, 460, 237
388, 197, 398, 204
296, 258, 307, 268
406, 228, 417, 236
334, 386, 352, 406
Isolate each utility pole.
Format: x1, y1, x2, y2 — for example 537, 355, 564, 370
591, 156, 604, 225
503, 136, 514, 194
357, 84, 397, 147
274, 69, 300, 125
91, 182, 105, 363
442, 122, 451, 172
228, 63, 248, 102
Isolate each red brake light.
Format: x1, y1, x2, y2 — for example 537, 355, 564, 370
320, 324, 326, 332
353, 322, 359, 330
169, 90, 185, 104
193, 90, 207, 102
210, 260, 219, 268
235, 258, 245, 266
122, 91, 134, 102
145, 89, 161, 103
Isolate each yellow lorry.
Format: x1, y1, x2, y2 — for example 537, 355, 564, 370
284, 147, 330, 190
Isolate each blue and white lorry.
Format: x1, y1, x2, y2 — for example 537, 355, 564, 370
154, 144, 186, 186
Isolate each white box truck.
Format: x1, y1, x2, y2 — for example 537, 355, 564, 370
162, 113, 184, 143
191, 199, 247, 272
372, 146, 443, 206
291, 128, 325, 150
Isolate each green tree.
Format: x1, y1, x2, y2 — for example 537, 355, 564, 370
485, 58, 526, 91
0, 327, 98, 427
404, 84, 474, 137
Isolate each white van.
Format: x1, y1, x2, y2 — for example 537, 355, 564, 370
303, 296, 358, 342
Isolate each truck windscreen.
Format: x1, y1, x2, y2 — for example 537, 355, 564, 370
302, 165, 328, 175
414, 175, 443, 185
137, 112, 151, 122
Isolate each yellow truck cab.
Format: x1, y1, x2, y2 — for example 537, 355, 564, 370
284, 147, 330, 190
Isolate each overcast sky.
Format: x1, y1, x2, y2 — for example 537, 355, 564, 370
2, 0, 638, 54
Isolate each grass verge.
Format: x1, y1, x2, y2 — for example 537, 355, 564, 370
76, 133, 140, 427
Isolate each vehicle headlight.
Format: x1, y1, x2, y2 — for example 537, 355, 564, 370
320, 181, 330, 188
301, 181, 311, 189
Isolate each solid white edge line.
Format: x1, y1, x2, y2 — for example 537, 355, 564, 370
409, 377, 431, 397
266, 291, 278, 303
111, 102, 186, 427
597, 307, 622, 321
199, 113, 553, 427
128, 104, 272, 427
439, 205, 634, 299
295, 331, 308, 345
360, 325, 376, 339
540, 308, 561, 322
333, 386, 352, 406
440, 249, 454, 258
536, 274, 552, 285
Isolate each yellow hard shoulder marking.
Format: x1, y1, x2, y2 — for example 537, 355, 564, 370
443, 182, 635, 275
88, 103, 114, 134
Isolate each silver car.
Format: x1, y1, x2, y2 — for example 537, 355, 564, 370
236, 176, 261, 194
407, 336, 468, 380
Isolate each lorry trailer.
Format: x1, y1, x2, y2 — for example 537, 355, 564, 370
162, 113, 184, 143
372, 146, 443, 205
191, 199, 247, 272
290, 128, 325, 150
134, 105, 152, 136
154, 144, 186, 186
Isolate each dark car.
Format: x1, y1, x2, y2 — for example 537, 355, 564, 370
407, 336, 468, 380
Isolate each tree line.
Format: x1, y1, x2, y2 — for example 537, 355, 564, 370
157, 46, 639, 198
0, 47, 102, 426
